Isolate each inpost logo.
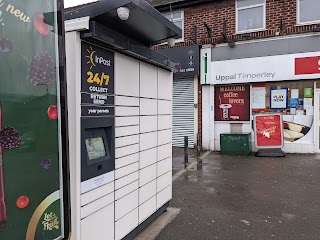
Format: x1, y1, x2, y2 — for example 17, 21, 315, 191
86, 45, 111, 69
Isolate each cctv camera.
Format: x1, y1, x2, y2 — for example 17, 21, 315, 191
117, 7, 130, 21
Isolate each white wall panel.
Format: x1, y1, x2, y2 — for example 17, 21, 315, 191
115, 53, 139, 97
158, 100, 172, 115
140, 131, 157, 151
81, 203, 114, 240
158, 129, 171, 146
140, 61, 158, 99
115, 189, 138, 221
115, 208, 138, 240
139, 196, 157, 224
158, 68, 173, 100
140, 147, 157, 169
140, 116, 157, 133
158, 115, 172, 130
139, 179, 156, 205
140, 98, 157, 115
115, 153, 139, 169
139, 163, 157, 187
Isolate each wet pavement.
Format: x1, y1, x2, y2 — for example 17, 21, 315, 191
157, 148, 320, 240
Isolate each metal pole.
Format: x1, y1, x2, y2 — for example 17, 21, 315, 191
197, 133, 201, 156
184, 136, 188, 163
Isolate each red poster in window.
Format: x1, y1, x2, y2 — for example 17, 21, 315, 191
214, 85, 250, 121
254, 114, 284, 148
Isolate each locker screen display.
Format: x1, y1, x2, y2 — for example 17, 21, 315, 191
85, 137, 106, 160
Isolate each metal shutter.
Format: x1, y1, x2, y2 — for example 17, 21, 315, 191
172, 78, 194, 148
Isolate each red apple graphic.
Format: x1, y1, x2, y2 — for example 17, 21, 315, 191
34, 14, 49, 36
47, 105, 58, 120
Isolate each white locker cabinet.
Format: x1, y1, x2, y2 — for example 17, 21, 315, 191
158, 129, 172, 146
158, 115, 172, 130
140, 98, 158, 115
140, 131, 158, 151
81, 192, 114, 219
139, 163, 157, 187
115, 190, 139, 221
115, 208, 139, 240
115, 180, 139, 200
115, 53, 140, 97
115, 134, 140, 148
66, 5, 175, 238
115, 116, 139, 127
115, 125, 139, 137
115, 153, 139, 169
158, 68, 173, 100
157, 157, 172, 177
81, 182, 114, 207
115, 144, 140, 158
140, 61, 158, 99
140, 147, 157, 169
157, 171, 172, 193
140, 115, 158, 133
115, 95, 140, 106
115, 162, 139, 179
139, 179, 157, 205
81, 203, 115, 240
115, 171, 139, 190
139, 196, 157, 224
157, 185, 173, 209
158, 143, 172, 161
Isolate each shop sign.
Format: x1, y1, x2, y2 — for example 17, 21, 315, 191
270, 88, 288, 109
81, 42, 114, 95
157, 45, 199, 78
295, 56, 320, 75
211, 52, 320, 85
214, 85, 250, 121
254, 114, 284, 148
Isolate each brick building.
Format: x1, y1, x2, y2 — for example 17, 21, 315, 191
148, 0, 320, 153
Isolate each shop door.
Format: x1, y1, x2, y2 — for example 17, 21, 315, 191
172, 78, 194, 148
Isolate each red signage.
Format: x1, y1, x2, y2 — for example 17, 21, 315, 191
295, 56, 320, 75
254, 114, 283, 148
214, 85, 250, 121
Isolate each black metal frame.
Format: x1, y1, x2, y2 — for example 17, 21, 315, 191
57, 0, 71, 238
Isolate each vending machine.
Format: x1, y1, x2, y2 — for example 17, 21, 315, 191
64, 0, 181, 239
0, 0, 70, 239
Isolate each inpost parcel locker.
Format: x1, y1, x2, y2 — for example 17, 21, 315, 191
64, 1, 181, 239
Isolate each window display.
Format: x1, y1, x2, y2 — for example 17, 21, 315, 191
0, 0, 70, 239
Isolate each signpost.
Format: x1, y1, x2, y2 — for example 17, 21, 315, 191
254, 113, 285, 157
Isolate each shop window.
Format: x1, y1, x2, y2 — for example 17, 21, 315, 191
163, 10, 184, 42
297, 0, 320, 25
236, 0, 266, 33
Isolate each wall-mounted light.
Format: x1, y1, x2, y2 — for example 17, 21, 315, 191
117, 7, 130, 21
167, 38, 176, 47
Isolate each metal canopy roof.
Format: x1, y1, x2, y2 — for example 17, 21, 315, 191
65, 0, 182, 46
